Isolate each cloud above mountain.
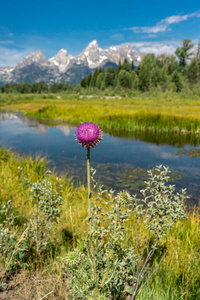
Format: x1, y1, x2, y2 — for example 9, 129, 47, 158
126, 11, 200, 34
0, 46, 31, 66
124, 40, 199, 56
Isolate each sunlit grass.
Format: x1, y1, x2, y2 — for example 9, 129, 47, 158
0, 147, 88, 245
1, 93, 200, 135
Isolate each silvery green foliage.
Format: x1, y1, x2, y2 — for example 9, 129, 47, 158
29, 178, 63, 222
134, 165, 188, 238
0, 200, 17, 257
64, 182, 135, 299
122, 165, 188, 299
27, 178, 64, 257
64, 166, 188, 299
19, 167, 64, 258
0, 200, 29, 274
0, 169, 64, 278
0, 200, 16, 230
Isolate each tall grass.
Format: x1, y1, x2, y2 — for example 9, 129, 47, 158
0, 147, 200, 298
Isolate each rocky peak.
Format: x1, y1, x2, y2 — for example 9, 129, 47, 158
81, 40, 100, 56
119, 43, 132, 51
16, 50, 50, 69
49, 49, 74, 73
78, 40, 106, 68
0, 40, 145, 85
52, 48, 71, 57
108, 45, 118, 52
86, 40, 99, 48
25, 50, 47, 62
6, 50, 59, 84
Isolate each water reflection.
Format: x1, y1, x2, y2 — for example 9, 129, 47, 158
0, 112, 50, 133
107, 128, 200, 147
0, 112, 200, 206
0, 111, 74, 135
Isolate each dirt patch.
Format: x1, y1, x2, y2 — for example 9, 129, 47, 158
0, 267, 68, 300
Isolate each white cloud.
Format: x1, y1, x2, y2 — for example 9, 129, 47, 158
0, 40, 13, 45
127, 11, 200, 34
130, 24, 168, 34
147, 34, 157, 38
164, 15, 189, 24
125, 41, 182, 55
111, 34, 124, 41
125, 39, 199, 56
0, 46, 32, 66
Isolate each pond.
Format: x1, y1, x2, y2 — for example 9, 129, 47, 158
0, 111, 200, 206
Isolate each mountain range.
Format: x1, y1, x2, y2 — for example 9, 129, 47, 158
0, 40, 145, 85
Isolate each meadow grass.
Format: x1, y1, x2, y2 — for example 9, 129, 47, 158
0, 148, 200, 299
1, 93, 200, 135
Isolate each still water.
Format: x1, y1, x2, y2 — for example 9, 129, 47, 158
0, 112, 200, 205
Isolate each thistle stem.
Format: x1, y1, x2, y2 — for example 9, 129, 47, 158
87, 146, 91, 231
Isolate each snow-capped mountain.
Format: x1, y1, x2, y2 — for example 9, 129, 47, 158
0, 40, 145, 85
6, 50, 59, 84
0, 67, 14, 85
50, 40, 143, 72
76, 40, 109, 68
49, 49, 74, 73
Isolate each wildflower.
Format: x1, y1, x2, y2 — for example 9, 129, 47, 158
76, 122, 102, 148
76, 122, 103, 231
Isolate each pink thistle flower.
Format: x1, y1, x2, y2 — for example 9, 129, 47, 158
76, 122, 102, 148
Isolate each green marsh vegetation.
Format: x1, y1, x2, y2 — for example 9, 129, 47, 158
1, 94, 200, 138
0, 148, 200, 299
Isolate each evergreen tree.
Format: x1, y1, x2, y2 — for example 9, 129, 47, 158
104, 67, 115, 87
136, 64, 141, 76
188, 59, 198, 84
86, 73, 92, 87
80, 77, 87, 88
152, 65, 168, 89
194, 43, 200, 83
90, 69, 99, 87
160, 65, 169, 90
167, 60, 178, 75
118, 70, 132, 89
96, 73, 104, 89
138, 54, 155, 91
116, 60, 122, 74
106, 66, 115, 74
37, 82, 48, 93
171, 71, 183, 92
122, 58, 131, 72
130, 71, 139, 90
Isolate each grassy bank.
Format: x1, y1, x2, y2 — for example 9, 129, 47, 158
1, 93, 200, 135
0, 147, 200, 299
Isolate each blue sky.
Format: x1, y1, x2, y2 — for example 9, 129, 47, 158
0, 0, 200, 66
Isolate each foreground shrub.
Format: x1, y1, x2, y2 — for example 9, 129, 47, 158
63, 166, 187, 299
0, 172, 64, 283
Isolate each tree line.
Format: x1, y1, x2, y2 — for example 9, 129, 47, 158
81, 39, 200, 92
0, 82, 72, 94
1, 39, 200, 94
